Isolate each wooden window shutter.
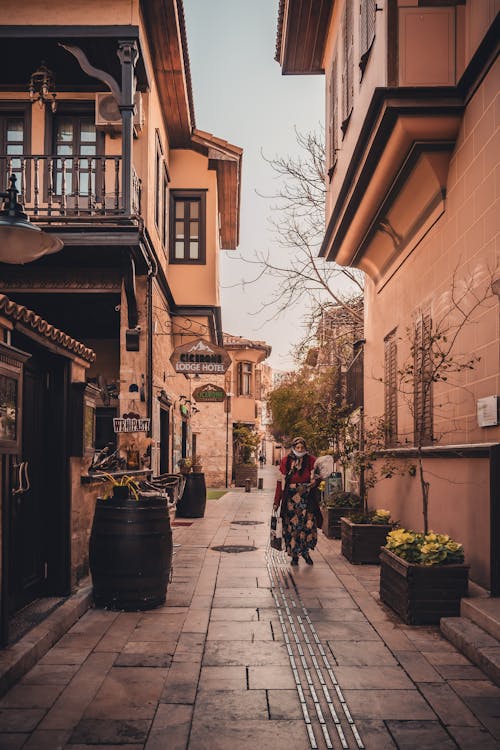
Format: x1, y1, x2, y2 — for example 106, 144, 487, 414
327, 53, 338, 179
341, 1, 354, 133
255, 368, 262, 401
237, 362, 243, 396
414, 313, 433, 446
360, 0, 376, 73
384, 331, 398, 447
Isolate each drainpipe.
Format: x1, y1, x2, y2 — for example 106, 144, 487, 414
117, 40, 138, 216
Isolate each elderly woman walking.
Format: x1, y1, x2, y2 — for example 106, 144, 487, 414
273, 437, 319, 566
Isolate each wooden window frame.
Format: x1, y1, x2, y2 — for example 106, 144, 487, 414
154, 129, 163, 231
237, 361, 253, 397
169, 189, 207, 265
327, 51, 338, 181
0, 103, 31, 200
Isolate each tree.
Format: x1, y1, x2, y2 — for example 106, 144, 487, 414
232, 424, 261, 464
226, 129, 364, 349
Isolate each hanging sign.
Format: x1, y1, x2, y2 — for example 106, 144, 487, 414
170, 338, 231, 375
193, 383, 226, 403
113, 417, 151, 433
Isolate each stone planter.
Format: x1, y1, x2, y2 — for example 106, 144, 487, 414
234, 464, 258, 488
341, 517, 393, 564
321, 505, 361, 539
379, 547, 469, 625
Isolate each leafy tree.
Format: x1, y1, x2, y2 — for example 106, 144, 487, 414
233, 424, 261, 464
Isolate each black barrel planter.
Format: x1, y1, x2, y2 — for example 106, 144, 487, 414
89, 495, 172, 611
176, 472, 206, 518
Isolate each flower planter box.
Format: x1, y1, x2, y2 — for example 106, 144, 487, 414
234, 464, 258, 488
321, 505, 361, 539
341, 517, 393, 564
379, 547, 469, 625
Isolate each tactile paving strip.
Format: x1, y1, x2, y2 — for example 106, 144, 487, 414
267, 546, 365, 750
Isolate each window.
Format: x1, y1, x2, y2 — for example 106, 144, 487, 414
384, 330, 398, 447
0, 109, 29, 197
341, 0, 354, 135
170, 190, 206, 264
154, 130, 163, 230
359, 0, 376, 76
237, 362, 252, 396
53, 114, 100, 197
162, 162, 169, 248
414, 314, 433, 446
327, 51, 338, 180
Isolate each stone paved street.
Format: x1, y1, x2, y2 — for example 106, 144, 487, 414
0, 467, 499, 749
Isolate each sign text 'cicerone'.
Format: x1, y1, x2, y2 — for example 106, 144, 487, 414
169, 338, 231, 374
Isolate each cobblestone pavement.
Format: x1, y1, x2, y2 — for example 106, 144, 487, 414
0, 467, 499, 749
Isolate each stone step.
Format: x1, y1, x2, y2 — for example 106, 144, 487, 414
440, 616, 500, 687
461, 597, 500, 641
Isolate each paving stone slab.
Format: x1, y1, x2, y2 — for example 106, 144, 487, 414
206, 620, 277, 642
317, 620, 379, 641
69, 717, 150, 744
0, 733, 29, 749
355, 719, 398, 749
418, 683, 480, 727
202, 640, 290, 667
267, 688, 303, 720
434, 664, 487, 680
385, 719, 458, 749
394, 651, 444, 683
0, 683, 63, 709
0, 708, 46, 732
20, 663, 80, 686
197, 665, 247, 691
448, 678, 500, 698
333, 665, 414, 690
160, 661, 200, 704
343, 689, 436, 720
18, 728, 71, 749
209, 607, 260, 622
188, 718, 309, 750
328, 640, 397, 666
83, 665, 168, 720
446, 725, 500, 750
145, 703, 192, 750
248, 665, 297, 690
193, 688, 268, 721
114, 653, 173, 668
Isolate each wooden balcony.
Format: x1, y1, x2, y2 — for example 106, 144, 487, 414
0, 154, 141, 225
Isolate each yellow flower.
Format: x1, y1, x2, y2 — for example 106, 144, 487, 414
446, 541, 462, 553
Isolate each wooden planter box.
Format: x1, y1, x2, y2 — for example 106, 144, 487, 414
379, 547, 469, 625
341, 518, 393, 564
321, 505, 361, 539
234, 464, 258, 488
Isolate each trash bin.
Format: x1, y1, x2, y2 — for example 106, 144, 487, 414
176, 472, 207, 518
245, 478, 251, 492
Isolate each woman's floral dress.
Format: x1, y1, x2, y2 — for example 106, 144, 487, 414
279, 453, 317, 559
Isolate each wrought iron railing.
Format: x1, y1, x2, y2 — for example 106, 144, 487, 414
0, 155, 141, 219
346, 348, 364, 410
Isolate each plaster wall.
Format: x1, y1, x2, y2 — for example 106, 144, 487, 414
7, 0, 140, 26
369, 457, 491, 588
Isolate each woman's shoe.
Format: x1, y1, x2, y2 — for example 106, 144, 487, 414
303, 554, 313, 565
291, 556, 299, 566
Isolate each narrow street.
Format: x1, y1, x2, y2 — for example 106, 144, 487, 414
0, 466, 498, 750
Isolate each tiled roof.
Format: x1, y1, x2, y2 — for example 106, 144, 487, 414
0, 294, 95, 363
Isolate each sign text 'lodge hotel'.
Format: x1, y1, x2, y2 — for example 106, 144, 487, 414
169, 339, 231, 375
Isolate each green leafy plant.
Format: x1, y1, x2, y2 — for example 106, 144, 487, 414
100, 473, 140, 501
385, 528, 464, 566
233, 424, 261, 464
350, 508, 394, 525
322, 490, 362, 509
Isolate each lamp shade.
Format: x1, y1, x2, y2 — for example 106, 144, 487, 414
0, 217, 63, 264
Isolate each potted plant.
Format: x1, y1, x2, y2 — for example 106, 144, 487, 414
320, 490, 362, 539
89, 471, 173, 611
380, 528, 469, 625
341, 509, 395, 564
178, 457, 192, 475
192, 454, 203, 473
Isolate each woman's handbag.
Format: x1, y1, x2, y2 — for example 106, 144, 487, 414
273, 480, 283, 506
270, 511, 283, 550
307, 487, 324, 529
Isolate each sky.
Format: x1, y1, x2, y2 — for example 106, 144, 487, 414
183, 0, 325, 371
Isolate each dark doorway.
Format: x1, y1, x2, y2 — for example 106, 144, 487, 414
159, 407, 170, 474
5, 338, 69, 626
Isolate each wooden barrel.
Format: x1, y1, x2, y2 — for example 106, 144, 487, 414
176, 472, 206, 518
89, 495, 172, 611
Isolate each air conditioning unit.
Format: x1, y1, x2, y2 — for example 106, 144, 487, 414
95, 92, 144, 135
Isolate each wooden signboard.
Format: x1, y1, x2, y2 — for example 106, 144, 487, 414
170, 339, 231, 375
193, 383, 226, 403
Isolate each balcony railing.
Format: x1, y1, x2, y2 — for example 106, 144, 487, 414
346, 348, 364, 410
0, 155, 141, 220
